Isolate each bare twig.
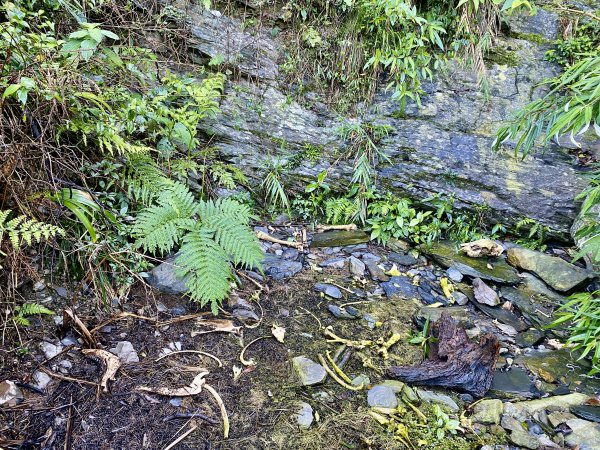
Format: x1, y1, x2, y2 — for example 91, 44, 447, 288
256, 230, 303, 249
155, 350, 223, 368
240, 336, 271, 366
316, 224, 357, 232
163, 412, 218, 425
64, 308, 96, 347
204, 384, 230, 439
39, 367, 98, 387
162, 424, 197, 450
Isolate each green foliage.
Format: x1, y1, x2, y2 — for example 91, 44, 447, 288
546, 20, 600, 67
494, 53, 600, 264
281, 0, 532, 111
0, 210, 64, 257
301, 25, 322, 47
514, 218, 548, 251
176, 199, 263, 311
338, 121, 391, 223
493, 54, 600, 157
49, 188, 116, 243
14, 302, 54, 327
325, 197, 358, 225
432, 405, 462, 439
355, 0, 447, 109
62, 22, 119, 62
133, 181, 198, 254
573, 170, 600, 263
368, 196, 434, 244
408, 317, 437, 359
131, 165, 263, 312
261, 163, 290, 213
0, 0, 249, 312
548, 291, 600, 376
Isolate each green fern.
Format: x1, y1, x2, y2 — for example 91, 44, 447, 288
14, 302, 54, 327
126, 154, 171, 205
131, 179, 263, 312
132, 182, 198, 254
261, 169, 290, 212
175, 227, 233, 314
0, 210, 64, 254
325, 198, 358, 225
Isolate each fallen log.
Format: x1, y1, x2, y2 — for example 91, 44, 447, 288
388, 312, 499, 398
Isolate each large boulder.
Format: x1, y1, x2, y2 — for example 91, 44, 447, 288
156, 2, 594, 239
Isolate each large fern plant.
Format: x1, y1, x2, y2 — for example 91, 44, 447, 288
129, 157, 263, 313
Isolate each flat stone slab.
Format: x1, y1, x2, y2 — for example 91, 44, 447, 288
565, 418, 600, 450
291, 356, 327, 386
381, 276, 419, 299
491, 368, 536, 399
416, 389, 459, 412
367, 385, 398, 408
473, 302, 529, 332
500, 272, 565, 330
310, 230, 370, 248
424, 241, 520, 285
505, 393, 589, 417
472, 399, 503, 424
507, 247, 592, 292
314, 283, 342, 299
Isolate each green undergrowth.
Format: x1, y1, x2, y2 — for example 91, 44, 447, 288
0, 0, 261, 311
272, 403, 488, 450
495, 11, 600, 373
273, 0, 533, 112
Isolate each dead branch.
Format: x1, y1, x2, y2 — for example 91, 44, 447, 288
256, 230, 303, 249
316, 224, 357, 232
388, 312, 499, 398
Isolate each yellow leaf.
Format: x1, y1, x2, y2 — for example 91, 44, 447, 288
440, 277, 454, 299
385, 263, 402, 277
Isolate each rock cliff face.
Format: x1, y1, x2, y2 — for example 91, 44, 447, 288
164, 1, 597, 238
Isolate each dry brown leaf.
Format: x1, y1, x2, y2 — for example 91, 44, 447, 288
191, 319, 241, 337
137, 371, 208, 396
460, 239, 504, 258
271, 324, 286, 343
0, 380, 22, 406
81, 349, 121, 392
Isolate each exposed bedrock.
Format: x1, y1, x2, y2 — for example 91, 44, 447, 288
160, 1, 597, 239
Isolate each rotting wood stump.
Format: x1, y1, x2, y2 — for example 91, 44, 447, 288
388, 312, 499, 398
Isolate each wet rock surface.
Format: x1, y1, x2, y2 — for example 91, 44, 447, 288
7, 222, 600, 450
425, 241, 521, 284
367, 385, 398, 408
507, 247, 592, 292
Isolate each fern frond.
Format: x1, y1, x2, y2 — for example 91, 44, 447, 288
14, 302, 54, 326
261, 170, 289, 212
0, 210, 64, 249
126, 154, 172, 205
197, 198, 262, 269
131, 182, 198, 254
325, 198, 358, 225
14, 316, 30, 326
17, 302, 54, 316
175, 227, 232, 314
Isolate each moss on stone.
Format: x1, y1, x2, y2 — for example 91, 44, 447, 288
485, 47, 521, 67
509, 31, 552, 45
